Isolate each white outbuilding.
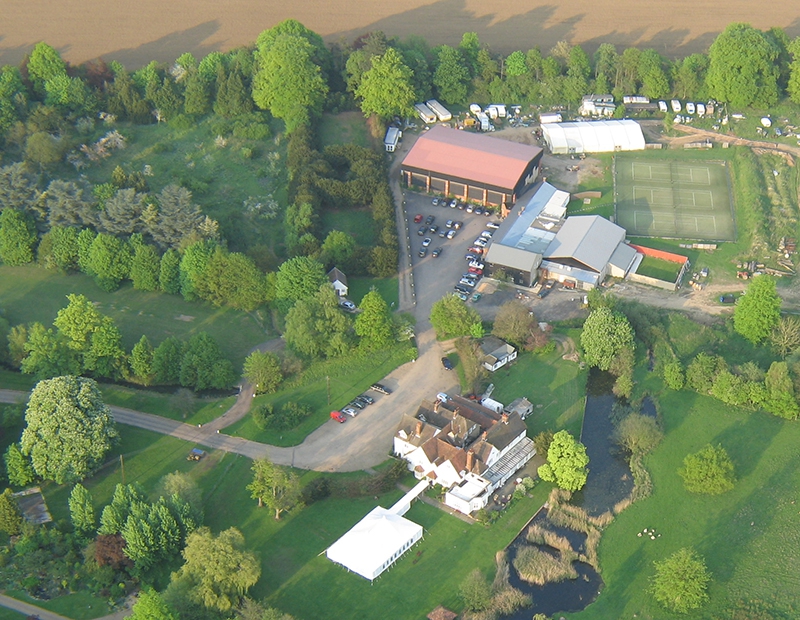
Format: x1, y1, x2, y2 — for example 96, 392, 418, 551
541, 119, 645, 154
325, 481, 427, 581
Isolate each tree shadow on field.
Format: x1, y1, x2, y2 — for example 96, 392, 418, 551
104, 21, 221, 69
712, 412, 782, 480
0, 36, 44, 67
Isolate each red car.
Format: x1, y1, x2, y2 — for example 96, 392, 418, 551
413, 214, 423, 223
468, 267, 483, 275
468, 247, 484, 256
330, 411, 347, 423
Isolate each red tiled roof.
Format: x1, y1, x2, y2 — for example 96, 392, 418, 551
401, 126, 542, 192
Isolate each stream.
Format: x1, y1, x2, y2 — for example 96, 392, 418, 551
503, 370, 639, 617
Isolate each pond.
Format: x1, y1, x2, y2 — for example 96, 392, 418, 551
502, 369, 635, 617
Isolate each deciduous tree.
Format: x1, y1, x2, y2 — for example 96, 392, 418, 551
243, 351, 283, 394
678, 444, 735, 495
733, 276, 781, 344
0, 208, 37, 266
580, 307, 634, 371
430, 294, 481, 339
0, 488, 23, 535
247, 458, 301, 519
433, 46, 470, 104
614, 413, 663, 456
20, 376, 119, 484
130, 335, 154, 385
651, 548, 710, 613
128, 588, 178, 620
537, 430, 589, 491
274, 256, 326, 305
354, 289, 394, 350
356, 48, 416, 119
4, 443, 36, 487
492, 300, 535, 347
172, 526, 260, 612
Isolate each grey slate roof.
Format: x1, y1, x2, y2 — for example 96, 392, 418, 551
543, 215, 625, 272
327, 267, 348, 286
484, 243, 542, 272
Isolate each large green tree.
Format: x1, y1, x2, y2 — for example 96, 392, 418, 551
128, 588, 178, 620
26, 42, 67, 94
580, 307, 634, 371
354, 289, 394, 350
0, 208, 36, 266
20, 376, 119, 484
678, 444, 735, 495
492, 300, 536, 347
69, 483, 96, 535
172, 526, 260, 612
537, 430, 589, 491
430, 294, 481, 339
706, 23, 780, 107
284, 285, 353, 358
274, 256, 326, 305
247, 458, 301, 520
252, 34, 328, 132
651, 548, 711, 613
243, 351, 283, 394
0, 488, 23, 535
356, 48, 416, 119
433, 46, 470, 105
733, 276, 781, 344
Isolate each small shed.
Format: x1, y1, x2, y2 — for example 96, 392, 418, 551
480, 337, 518, 372
504, 397, 534, 420
327, 267, 348, 298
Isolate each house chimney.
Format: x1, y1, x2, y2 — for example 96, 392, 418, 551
466, 450, 475, 471
481, 431, 488, 442
501, 413, 509, 424
433, 399, 440, 413
415, 420, 423, 437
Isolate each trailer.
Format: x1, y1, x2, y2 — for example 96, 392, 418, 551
486, 104, 507, 118
475, 112, 491, 131
384, 126, 402, 152
415, 103, 437, 124
426, 99, 452, 122
539, 113, 563, 124
670, 99, 682, 113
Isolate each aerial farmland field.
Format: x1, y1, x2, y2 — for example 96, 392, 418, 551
2, 0, 800, 68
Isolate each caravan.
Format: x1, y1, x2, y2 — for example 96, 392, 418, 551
426, 99, 452, 122
414, 103, 437, 124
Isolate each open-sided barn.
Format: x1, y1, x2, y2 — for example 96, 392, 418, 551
400, 126, 543, 206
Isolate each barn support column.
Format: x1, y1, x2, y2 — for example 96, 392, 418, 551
445, 179, 450, 195
482, 188, 488, 206
426, 174, 431, 192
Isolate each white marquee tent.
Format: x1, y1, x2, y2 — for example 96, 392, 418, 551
326, 506, 423, 581
542, 119, 645, 154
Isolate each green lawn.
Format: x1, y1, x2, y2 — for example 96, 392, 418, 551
320, 209, 377, 246
226, 344, 415, 446
0, 265, 270, 369
490, 337, 588, 439
0, 607, 25, 620
100, 385, 235, 425
4, 590, 111, 620
318, 112, 371, 148
569, 390, 800, 619
635, 255, 682, 283
348, 277, 399, 308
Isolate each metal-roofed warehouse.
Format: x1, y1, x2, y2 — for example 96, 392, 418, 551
401, 126, 543, 206
542, 119, 645, 154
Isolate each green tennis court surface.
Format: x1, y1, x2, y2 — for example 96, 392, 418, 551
615, 157, 735, 241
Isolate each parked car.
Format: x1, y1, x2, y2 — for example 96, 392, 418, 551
370, 383, 392, 395
468, 247, 484, 256
537, 287, 550, 299
429, 224, 439, 234
447, 229, 457, 240
459, 278, 477, 287
487, 221, 501, 230
438, 229, 448, 238
348, 399, 365, 409
465, 253, 480, 262
358, 394, 374, 405
454, 284, 470, 294
475, 206, 485, 215
418, 248, 428, 258
465, 204, 475, 213
422, 237, 432, 247
441, 357, 454, 370
418, 226, 427, 236
453, 221, 463, 229
473, 238, 487, 247
432, 197, 440, 206
483, 209, 492, 217
339, 300, 356, 311
468, 266, 483, 275
413, 214, 423, 223
454, 291, 468, 301
432, 247, 442, 257
469, 261, 485, 270
457, 202, 466, 210
425, 215, 435, 225
449, 199, 458, 208
446, 219, 454, 228
330, 411, 347, 423
480, 230, 493, 238
471, 292, 482, 302
342, 406, 358, 417
437, 392, 450, 401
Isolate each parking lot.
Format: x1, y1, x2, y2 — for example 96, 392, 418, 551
403, 192, 499, 318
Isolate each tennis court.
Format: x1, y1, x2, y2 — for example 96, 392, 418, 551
614, 157, 735, 241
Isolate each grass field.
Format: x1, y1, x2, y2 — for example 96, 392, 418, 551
489, 334, 587, 439
635, 255, 682, 282
225, 344, 415, 446
101, 386, 236, 424
0, 266, 270, 369
569, 390, 800, 619
320, 208, 377, 246
319, 112, 371, 148
4, 590, 111, 620
347, 277, 399, 308
615, 156, 735, 241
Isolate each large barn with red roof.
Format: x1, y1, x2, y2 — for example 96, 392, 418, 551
400, 126, 543, 207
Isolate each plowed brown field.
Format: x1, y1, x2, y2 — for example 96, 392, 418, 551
2, 0, 799, 68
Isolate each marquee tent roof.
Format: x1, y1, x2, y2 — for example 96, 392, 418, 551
542, 120, 645, 154
401, 125, 542, 192
326, 506, 423, 581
